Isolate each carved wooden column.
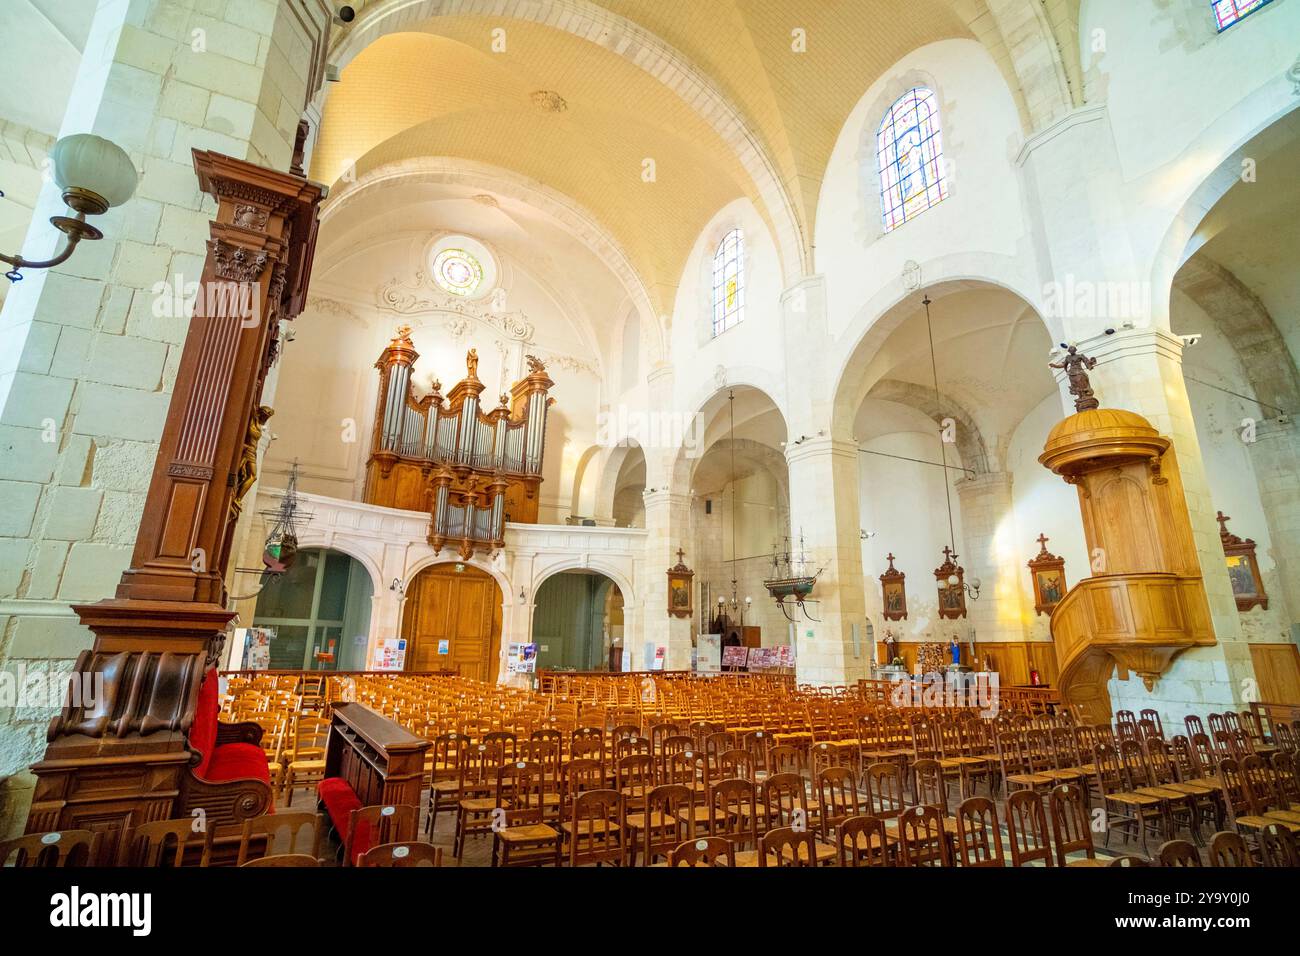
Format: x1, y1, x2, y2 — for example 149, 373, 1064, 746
25, 150, 323, 862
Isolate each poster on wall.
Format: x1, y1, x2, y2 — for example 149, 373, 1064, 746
506, 643, 538, 674
437, 639, 450, 655
776, 644, 797, 669
237, 627, 272, 670
696, 634, 722, 674
651, 646, 667, 671
373, 638, 407, 671
722, 646, 749, 670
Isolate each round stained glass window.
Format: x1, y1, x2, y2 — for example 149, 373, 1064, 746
433, 248, 483, 297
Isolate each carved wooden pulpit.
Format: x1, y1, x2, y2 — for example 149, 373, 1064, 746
25, 150, 323, 862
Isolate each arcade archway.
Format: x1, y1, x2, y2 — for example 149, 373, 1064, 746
532, 571, 625, 672
402, 563, 503, 680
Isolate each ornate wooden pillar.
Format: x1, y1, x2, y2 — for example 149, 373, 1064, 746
26, 150, 323, 862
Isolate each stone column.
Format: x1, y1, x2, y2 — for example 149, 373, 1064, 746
785, 437, 870, 687
1245, 418, 1300, 639
1068, 328, 1252, 721
0, 0, 330, 778
954, 472, 1030, 646
639, 489, 694, 671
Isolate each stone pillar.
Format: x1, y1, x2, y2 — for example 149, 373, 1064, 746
785, 437, 869, 687
1245, 418, 1300, 639
954, 472, 1030, 645
1068, 328, 1252, 721
0, 0, 330, 779
640, 489, 694, 671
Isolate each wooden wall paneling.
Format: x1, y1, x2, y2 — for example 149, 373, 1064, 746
401, 565, 501, 680
1249, 643, 1300, 705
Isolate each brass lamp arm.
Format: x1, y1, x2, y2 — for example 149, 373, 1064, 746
1, 211, 103, 280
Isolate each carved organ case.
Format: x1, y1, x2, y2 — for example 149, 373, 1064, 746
365, 327, 555, 557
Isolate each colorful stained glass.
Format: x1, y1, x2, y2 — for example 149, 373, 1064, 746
712, 228, 745, 336
1212, 0, 1273, 30
433, 248, 483, 297
877, 87, 948, 233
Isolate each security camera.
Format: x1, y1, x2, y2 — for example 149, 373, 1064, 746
333, 5, 356, 26
860, 530, 876, 540
1179, 333, 1203, 348
1103, 328, 1116, 335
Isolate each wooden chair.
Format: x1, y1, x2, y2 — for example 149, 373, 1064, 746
817, 766, 867, 841
625, 783, 692, 866
1208, 830, 1253, 867
122, 818, 212, 867
670, 836, 735, 867
424, 731, 467, 835
240, 853, 320, 867
234, 810, 322, 866
758, 826, 818, 867
1108, 854, 1151, 867
1094, 741, 1165, 856
345, 804, 419, 867
1257, 822, 1299, 866
0, 829, 97, 867
492, 761, 561, 867
836, 814, 890, 867
1156, 839, 1202, 867
1005, 789, 1053, 866
864, 760, 908, 843
896, 803, 950, 867
1049, 783, 1103, 867
358, 842, 443, 867
954, 797, 1005, 867
282, 713, 330, 806
705, 778, 760, 859
564, 789, 624, 866
453, 741, 507, 858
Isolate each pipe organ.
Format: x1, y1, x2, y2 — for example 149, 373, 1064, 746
365, 326, 555, 557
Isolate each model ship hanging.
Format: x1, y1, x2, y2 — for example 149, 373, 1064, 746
231, 460, 313, 599
365, 326, 555, 559
764, 531, 825, 622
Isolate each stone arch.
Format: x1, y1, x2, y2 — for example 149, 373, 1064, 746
287, 534, 383, 596
866, 379, 996, 475
1149, 98, 1300, 331
403, 554, 512, 605
830, 267, 1055, 442
1174, 253, 1300, 418
331, 0, 808, 286
668, 380, 790, 494
531, 558, 637, 611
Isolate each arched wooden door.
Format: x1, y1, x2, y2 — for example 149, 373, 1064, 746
401, 564, 502, 681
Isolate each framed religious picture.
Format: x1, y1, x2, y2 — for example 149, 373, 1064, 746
1027, 533, 1067, 616
1217, 511, 1267, 612
667, 548, 695, 619
879, 553, 908, 621
934, 547, 967, 620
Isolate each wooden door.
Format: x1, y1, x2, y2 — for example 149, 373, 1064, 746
402, 564, 502, 681
1249, 643, 1300, 705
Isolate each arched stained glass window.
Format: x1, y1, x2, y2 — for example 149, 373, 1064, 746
711, 228, 745, 336
1212, 0, 1274, 31
876, 87, 948, 233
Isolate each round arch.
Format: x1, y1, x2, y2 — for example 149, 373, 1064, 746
531, 558, 638, 611
830, 269, 1055, 442
1149, 98, 1300, 332
669, 381, 790, 493
288, 534, 383, 596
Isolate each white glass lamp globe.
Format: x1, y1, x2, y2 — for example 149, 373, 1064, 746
49, 134, 138, 214
947, 574, 959, 587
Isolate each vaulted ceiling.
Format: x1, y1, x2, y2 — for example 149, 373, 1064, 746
315, 1, 1082, 315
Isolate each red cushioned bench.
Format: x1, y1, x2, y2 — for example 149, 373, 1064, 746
178, 667, 274, 828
